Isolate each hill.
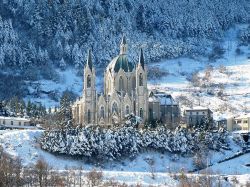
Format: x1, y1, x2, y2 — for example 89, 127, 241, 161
0, 0, 249, 102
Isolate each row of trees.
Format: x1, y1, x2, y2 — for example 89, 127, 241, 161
1, 0, 248, 68
0, 98, 46, 118
40, 121, 230, 162
0, 88, 76, 121
0, 0, 249, 67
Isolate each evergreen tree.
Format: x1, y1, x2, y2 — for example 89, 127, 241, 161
48, 107, 51, 114
26, 100, 32, 117
58, 91, 73, 129
19, 99, 26, 116
59, 58, 66, 70
0, 101, 4, 115
136, 5, 146, 33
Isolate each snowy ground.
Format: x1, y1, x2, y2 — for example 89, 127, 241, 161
25, 68, 105, 108
148, 24, 250, 119
0, 130, 249, 186
25, 69, 82, 107
205, 153, 250, 175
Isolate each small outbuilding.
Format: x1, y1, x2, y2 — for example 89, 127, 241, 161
0, 116, 32, 129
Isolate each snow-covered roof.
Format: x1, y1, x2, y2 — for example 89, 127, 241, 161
214, 113, 234, 121
0, 116, 30, 122
159, 96, 176, 105
235, 114, 250, 120
148, 96, 159, 102
148, 91, 178, 106
3, 125, 35, 129
185, 106, 211, 111
232, 130, 250, 134
214, 113, 250, 122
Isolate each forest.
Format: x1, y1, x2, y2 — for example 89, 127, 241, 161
0, 0, 249, 99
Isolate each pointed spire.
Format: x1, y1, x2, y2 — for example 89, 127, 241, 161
86, 49, 93, 71
139, 48, 145, 69
121, 35, 126, 45
120, 35, 127, 55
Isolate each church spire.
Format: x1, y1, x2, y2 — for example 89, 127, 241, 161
120, 35, 127, 55
86, 49, 93, 71
121, 35, 126, 45
139, 48, 145, 69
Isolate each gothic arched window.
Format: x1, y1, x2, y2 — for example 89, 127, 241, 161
126, 105, 130, 115
139, 108, 143, 118
119, 76, 124, 91
87, 75, 91, 88
100, 106, 105, 118
112, 102, 118, 114
87, 109, 91, 123
139, 73, 143, 86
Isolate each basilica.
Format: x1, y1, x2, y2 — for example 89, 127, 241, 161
72, 36, 180, 127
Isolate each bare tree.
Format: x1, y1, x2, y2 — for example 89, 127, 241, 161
34, 158, 50, 187
0, 147, 24, 187
86, 169, 103, 187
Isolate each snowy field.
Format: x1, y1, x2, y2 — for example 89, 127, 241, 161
0, 130, 249, 186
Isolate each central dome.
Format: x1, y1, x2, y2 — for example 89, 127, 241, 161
106, 35, 135, 74
108, 54, 134, 73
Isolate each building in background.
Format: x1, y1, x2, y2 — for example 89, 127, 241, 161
223, 114, 250, 132
184, 107, 213, 128
148, 90, 180, 129
0, 116, 32, 129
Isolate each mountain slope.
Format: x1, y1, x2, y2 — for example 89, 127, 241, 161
0, 0, 249, 101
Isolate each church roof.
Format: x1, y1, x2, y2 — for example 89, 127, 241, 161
107, 54, 134, 73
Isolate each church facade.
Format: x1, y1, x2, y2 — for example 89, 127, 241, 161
72, 36, 179, 127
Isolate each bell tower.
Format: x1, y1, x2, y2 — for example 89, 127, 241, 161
135, 48, 148, 122
83, 49, 96, 124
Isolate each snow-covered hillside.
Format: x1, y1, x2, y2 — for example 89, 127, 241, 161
0, 130, 249, 186
25, 69, 82, 107
148, 25, 250, 118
